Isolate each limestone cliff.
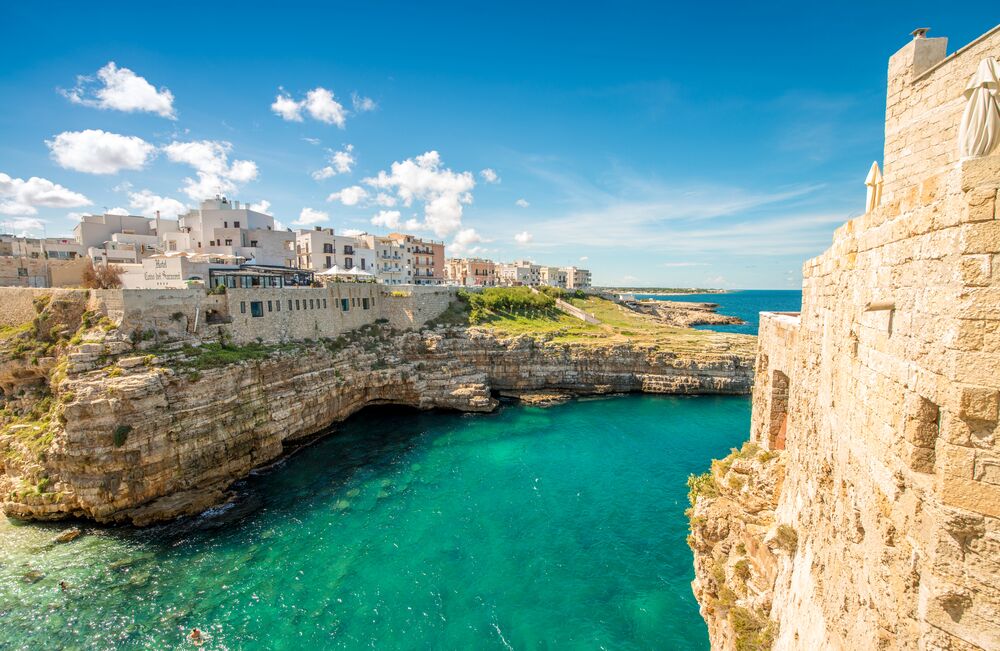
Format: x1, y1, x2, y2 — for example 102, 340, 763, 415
1, 314, 752, 525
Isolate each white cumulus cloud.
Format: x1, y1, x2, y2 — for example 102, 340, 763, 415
2, 217, 46, 234
312, 144, 355, 180
271, 92, 303, 121
272, 87, 347, 127
294, 207, 329, 226
363, 151, 475, 238
0, 173, 91, 216
514, 230, 533, 244
515, 198, 530, 208
163, 140, 259, 200
479, 168, 500, 184
249, 200, 272, 214
47, 129, 155, 174
370, 210, 401, 228
352, 93, 377, 112
375, 192, 397, 207
127, 189, 187, 218
450, 228, 487, 256
327, 185, 368, 206
62, 62, 176, 119
341, 228, 366, 237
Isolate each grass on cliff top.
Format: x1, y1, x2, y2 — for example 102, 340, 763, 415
447, 289, 751, 351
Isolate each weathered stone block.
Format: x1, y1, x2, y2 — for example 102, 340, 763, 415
963, 188, 997, 223
958, 386, 1000, 422
941, 476, 1000, 519
959, 221, 1000, 254
960, 255, 992, 286
939, 443, 975, 478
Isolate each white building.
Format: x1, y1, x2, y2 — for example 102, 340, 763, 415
295, 228, 375, 273
358, 233, 413, 284
498, 260, 541, 286
562, 266, 592, 289
163, 197, 295, 268
540, 266, 567, 288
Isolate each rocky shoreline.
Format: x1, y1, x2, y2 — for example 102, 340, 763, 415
627, 300, 744, 328
1, 301, 754, 526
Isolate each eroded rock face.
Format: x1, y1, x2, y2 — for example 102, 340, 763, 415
1, 326, 753, 525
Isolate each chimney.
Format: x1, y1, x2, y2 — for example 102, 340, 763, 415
888, 27, 948, 84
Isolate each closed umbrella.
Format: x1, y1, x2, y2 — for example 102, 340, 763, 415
958, 57, 1000, 158
864, 161, 882, 214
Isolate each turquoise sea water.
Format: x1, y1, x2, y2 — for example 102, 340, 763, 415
635, 289, 803, 335
0, 395, 750, 650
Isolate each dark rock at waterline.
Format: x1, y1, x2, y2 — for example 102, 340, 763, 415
53, 528, 82, 543
23, 570, 45, 583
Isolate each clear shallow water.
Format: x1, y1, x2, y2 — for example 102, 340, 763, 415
634, 289, 803, 335
0, 395, 750, 650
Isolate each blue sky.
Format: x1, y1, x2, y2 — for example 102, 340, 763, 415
0, 3, 995, 288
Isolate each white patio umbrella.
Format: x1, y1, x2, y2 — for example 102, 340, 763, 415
317, 264, 342, 276
864, 161, 883, 214
958, 57, 1000, 158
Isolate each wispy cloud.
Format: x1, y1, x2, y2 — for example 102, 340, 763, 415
510, 162, 847, 257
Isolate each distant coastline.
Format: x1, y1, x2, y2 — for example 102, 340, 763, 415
599, 287, 729, 296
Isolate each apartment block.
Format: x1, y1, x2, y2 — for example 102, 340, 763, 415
295, 228, 374, 273
388, 232, 444, 285
161, 197, 295, 268
445, 258, 497, 286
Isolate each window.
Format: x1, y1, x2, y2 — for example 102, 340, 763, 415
309, 299, 314, 309
288, 300, 292, 311
250, 301, 264, 317
225, 239, 232, 246
341, 298, 350, 311
362, 298, 369, 310
250, 240, 258, 247
234, 221, 240, 228
323, 243, 333, 253
323, 299, 327, 309
240, 301, 246, 314
224, 221, 228, 228
326, 256, 332, 268
267, 300, 273, 312
345, 257, 353, 268
296, 299, 300, 310
361, 259, 366, 270
276, 300, 281, 312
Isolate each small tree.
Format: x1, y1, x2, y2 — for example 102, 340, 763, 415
82, 260, 124, 289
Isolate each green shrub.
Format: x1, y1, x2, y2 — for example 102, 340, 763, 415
687, 471, 718, 505
730, 606, 776, 651
112, 425, 132, 447
773, 524, 798, 553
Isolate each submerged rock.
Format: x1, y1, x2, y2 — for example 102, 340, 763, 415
52, 528, 81, 543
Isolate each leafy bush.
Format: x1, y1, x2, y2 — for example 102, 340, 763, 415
112, 425, 132, 447
687, 471, 718, 505
465, 287, 556, 323
82, 261, 124, 289
730, 606, 777, 651
773, 524, 798, 553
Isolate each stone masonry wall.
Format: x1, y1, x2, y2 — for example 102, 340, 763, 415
4, 283, 456, 346
380, 286, 456, 330
882, 25, 1000, 198
755, 147, 1000, 648
226, 284, 381, 344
